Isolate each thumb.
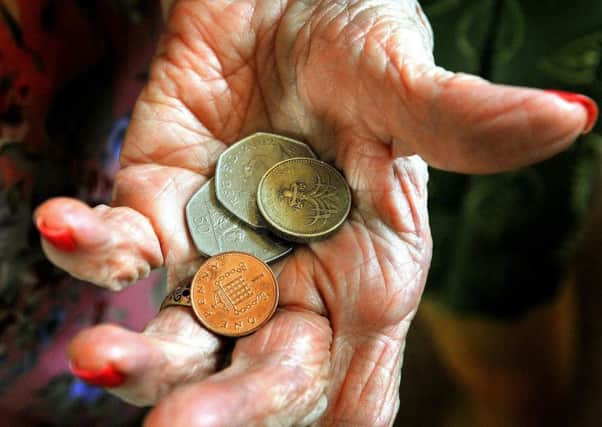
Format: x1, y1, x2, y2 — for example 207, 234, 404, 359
34, 197, 163, 290
390, 64, 598, 173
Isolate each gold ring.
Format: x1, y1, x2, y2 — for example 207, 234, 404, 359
160, 283, 192, 310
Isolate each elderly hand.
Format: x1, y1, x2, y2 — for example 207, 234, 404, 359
34, 0, 595, 425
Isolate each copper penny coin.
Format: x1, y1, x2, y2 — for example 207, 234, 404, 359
190, 252, 278, 337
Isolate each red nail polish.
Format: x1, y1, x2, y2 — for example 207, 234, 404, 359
69, 363, 126, 388
545, 90, 599, 134
36, 217, 77, 252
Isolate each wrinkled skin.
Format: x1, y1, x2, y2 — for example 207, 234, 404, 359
35, 0, 591, 425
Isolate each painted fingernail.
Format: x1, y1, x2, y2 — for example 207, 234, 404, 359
36, 217, 77, 252
545, 90, 599, 134
69, 362, 126, 388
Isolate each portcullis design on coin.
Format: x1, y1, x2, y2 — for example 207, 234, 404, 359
215, 132, 316, 229
257, 157, 352, 242
191, 252, 278, 337
186, 178, 291, 263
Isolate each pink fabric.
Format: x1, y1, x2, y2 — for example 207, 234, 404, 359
1, 273, 161, 414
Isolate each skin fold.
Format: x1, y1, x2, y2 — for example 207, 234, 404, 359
34, 0, 594, 425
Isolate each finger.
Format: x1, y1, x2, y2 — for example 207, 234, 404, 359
68, 308, 223, 406
389, 65, 598, 173
300, 3, 596, 173
330, 55, 596, 173
34, 197, 163, 290
144, 310, 332, 427
112, 163, 204, 272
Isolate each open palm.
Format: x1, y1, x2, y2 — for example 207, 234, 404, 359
35, 0, 592, 425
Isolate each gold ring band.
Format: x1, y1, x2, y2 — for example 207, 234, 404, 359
160, 283, 192, 310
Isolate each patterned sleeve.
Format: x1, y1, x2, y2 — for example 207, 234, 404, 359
0, 1, 164, 425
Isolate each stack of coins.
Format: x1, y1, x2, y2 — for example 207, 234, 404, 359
180, 133, 351, 336
186, 132, 351, 261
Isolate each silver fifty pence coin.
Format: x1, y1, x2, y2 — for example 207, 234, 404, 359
186, 178, 292, 263
215, 132, 316, 229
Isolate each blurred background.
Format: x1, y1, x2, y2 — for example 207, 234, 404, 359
1, 0, 601, 426
396, 199, 602, 426
396, 1, 602, 426
395, 1, 602, 426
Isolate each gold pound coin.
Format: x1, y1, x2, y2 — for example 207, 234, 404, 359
257, 158, 351, 242
215, 133, 316, 229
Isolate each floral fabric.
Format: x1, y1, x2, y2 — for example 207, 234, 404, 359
0, 1, 162, 425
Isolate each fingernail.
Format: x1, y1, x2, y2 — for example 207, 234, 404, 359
36, 217, 77, 252
545, 90, 599, 134
69, 362, 126, 388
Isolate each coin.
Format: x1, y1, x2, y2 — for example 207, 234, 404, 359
215, 132, 316, 229
186, 178, 292, 263
190, 252, 278, 337
257, 158, 352, 242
